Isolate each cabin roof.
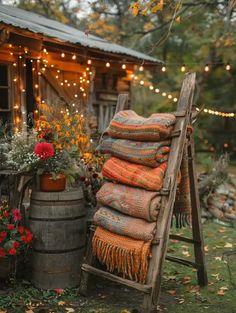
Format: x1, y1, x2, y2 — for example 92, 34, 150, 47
0, 4, 162, 64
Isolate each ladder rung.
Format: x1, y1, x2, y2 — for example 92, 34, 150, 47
166, 255, 200, 268
81, 263, 152, 294
169, 234, 201, 245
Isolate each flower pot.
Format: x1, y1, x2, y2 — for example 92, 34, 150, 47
39, 174, 66, 192
0, 257, 15, 279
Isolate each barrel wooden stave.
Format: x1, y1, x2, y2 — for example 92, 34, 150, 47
29, 189, 86, 289
32, 250, 84, 289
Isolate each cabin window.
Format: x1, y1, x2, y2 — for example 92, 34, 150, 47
0, 63, 11, 123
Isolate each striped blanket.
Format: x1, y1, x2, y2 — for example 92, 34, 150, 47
93, 206, 156, 241
96, 182, 161, 221
97, 137, 170, 167
102, 157, 167, 191
107, 110, 176, 141
92, 226, 151, 283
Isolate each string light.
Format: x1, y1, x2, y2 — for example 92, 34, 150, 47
139, 65, 144, 71
162, 92, 167, 96
199, 107, 235, 118
149, 85, 154, 90
181, 64, 186, 72
140, 80, 144, 85
122, 64, 126, 70
87, 59, 92, 65
204, 64, 210, 72
225, 63, 231, 71
72, 54, 76, 60
155, 88, 160, 93
161, 66, 166, 72
106, 62, 110, 67
61, 53, 65, 58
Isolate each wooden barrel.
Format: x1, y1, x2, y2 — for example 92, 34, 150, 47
29, 188, 86, 289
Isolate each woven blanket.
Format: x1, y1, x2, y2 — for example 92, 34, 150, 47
97, 137, 170, 167
107, 110, 176, 141
93, 206, 156, 241
92, 226, 151, 283
173, 144, 192, 228
96, 182, 161, 221
102, 157, 167, 191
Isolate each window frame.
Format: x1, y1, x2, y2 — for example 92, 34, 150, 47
0, 61, 12, 112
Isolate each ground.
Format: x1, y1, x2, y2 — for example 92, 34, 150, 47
0, 222, 236, 313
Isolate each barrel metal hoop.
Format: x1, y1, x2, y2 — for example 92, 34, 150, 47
29, 214, 86, 222
33, 246, 85, 254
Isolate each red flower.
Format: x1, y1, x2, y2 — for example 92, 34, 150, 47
0, 231, 7, 241
12, 209, 22, 222
54, 288, 64, 295
7, 224, 15, 230
13, 241, 20, 249
17, 226, 25, 234
0, 248, 5, 257
3, 211, 10, 217
34, 142, 55, 160
8, 248, 17, 255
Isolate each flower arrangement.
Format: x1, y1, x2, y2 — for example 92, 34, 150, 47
36, 101, 91, 156
0, 201, 33, 258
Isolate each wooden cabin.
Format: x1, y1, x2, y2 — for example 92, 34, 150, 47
0, 4, 161, 133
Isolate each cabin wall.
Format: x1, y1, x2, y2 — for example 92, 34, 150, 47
0, 38, 133, 134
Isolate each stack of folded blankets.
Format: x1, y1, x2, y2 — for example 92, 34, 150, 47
92, 110, 178, 283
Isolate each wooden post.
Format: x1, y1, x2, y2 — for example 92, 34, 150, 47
188, 137, 208, 286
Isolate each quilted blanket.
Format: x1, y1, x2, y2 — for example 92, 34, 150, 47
92, 226, 151, 283
97, 137, 170, 167
107, 110, 176, 141
102, 157, 167, 191
96, 182, 161, 221
93, 206, 156, 241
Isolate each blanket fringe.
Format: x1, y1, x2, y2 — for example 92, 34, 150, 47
92, 228, 150, 283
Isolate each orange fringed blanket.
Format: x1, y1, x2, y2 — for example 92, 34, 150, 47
102, 157, 167, 191
92, 226, 151, 283
107, 110, 176, 141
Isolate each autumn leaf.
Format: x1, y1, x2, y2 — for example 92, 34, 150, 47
58, 301, 66, 306
218, 227, 225, 233
204, 245, 209, 252
152, 0, 164, 13
167, 289, 176, 295
182, 276, 191, 284
130, 2, 140, 17
217, 289, 225, 296
176, 16, 181, 23
65, 308, 75, 313
224, 242, 233, 248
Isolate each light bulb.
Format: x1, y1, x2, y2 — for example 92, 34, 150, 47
204, 64, 209, 72
139, 65, 144, 71
181, 64, 186, 72
161, 66, 166, 72
106, 62, 110, 67
225, 64, 231, 71
122, 64, 126, 70
72, 54, 76, 60
61, 53, 65, 58
155, 88, 160, 93
87, 59, 92, 65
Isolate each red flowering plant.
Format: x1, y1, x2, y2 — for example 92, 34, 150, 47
33, 142, 76, 180
0, 200, 33, 258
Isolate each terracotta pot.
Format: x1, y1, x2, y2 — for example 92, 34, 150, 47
39, 173, 66, 192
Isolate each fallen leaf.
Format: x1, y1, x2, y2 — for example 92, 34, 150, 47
65, 309, 75, 313
25, 310, 34, 313
224, 242, 233, 248
218, 228, 225, 233
58, 301, 66, 306
167, 289, 176, 295
188, 285, 200, 293
217, 289, 225, 296
204, 245, 209, 252
182, 250, 191, 257
219, 286, 228, 291
182, 276, 191, 284
215, 256, 222, 261
178, 298, 185, 304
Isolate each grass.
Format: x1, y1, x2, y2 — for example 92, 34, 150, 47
0, 222, 236, 313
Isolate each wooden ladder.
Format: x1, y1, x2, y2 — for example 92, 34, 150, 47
80, 73, 208, 313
